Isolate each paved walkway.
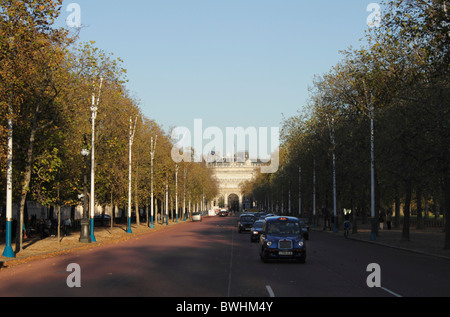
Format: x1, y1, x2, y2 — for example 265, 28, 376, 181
317, 221, 450, 260
0, 220, 188, 269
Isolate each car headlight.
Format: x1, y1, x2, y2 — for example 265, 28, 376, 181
266, 241, 272, 247
298, 241, 304, 247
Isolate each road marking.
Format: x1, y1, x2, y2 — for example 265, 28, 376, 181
380, 286, 402, 297
227, 228, 234, 297
266, 285, 275, 297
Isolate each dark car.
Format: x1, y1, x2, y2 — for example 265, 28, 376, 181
250, 220, 264, 242
238, 214, 255, 233
298, 218, 310, 240
259, 216, 306, 263
253, 212, 268, 220
94, 214, 111, 226
218, 209, 228, 217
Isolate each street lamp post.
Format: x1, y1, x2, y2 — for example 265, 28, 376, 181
298, 167, 302, 217
288, 185, 291, 215
364, 81, 377, 241
327, 116, 338, 233
150, 136, 157, 228
183, 168, 186, 221
313, 158, 316, 228
3, 38, 15, 258
165, 175, 169, 225
127, 117, 137, 234
79, 147, 91, 243
2, 98, 15, 258
89, 77, 103, 243
370, 97, 376, 241
175, 164, 178, 223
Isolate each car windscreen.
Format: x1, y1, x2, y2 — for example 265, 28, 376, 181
252, 221, 263, 229
240, 216, 255, 222
266, 221, 300, 235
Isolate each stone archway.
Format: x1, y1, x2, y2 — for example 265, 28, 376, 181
208, 159, 261, 213
228, 193, 240, 211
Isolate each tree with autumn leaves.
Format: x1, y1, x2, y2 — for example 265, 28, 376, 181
243, 0, 450, 249
0, 0, 218, 255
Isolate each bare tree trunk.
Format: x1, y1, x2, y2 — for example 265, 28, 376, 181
444, 174, 450, 249
135, 160, 140, 226
394, 185, 400, 229
401, 179, 412, 242
110, 190, 114, 233
15, 101, 40, 253
416, 186, 423, 230
57, 204, 61, 243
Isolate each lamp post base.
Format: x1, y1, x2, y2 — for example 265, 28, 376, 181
126, 217, 132, 233
90, 218, 96, 242
370, 217, 377, 241
2, 221, 15, 258
79, 218, 91, 243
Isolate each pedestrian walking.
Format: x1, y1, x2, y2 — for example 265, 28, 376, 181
386, 212, 392, 230
379, 212, 385, 230
63, 216, 72, 236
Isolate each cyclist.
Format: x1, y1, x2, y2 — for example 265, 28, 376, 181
343, 213, 351, 238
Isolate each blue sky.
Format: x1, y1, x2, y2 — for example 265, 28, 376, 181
57, 0, 375, 137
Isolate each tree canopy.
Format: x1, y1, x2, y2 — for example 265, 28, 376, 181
0, 0, 218, 253
242, 0, 450, 248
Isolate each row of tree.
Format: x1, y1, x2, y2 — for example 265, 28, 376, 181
0, 0, 218, 254
241, 0, 449, 248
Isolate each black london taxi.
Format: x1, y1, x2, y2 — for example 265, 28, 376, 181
259, 216, 306, 263
250, 220, 264, 242
238, 213, 255, 233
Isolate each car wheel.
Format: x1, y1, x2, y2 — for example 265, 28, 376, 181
260, 249, 268, 263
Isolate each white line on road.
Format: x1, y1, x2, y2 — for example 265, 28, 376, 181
266, 285, 275, 297
227, 228, 234, 297
380, 286, 402, 297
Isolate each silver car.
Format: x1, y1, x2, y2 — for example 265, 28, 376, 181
192, 211, 202, 222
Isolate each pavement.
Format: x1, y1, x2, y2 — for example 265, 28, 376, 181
1, 217, 449, 271
316, 221, 450, 261
0, 219, 189, 269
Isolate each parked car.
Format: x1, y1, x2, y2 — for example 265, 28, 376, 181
250, 220, 264, 242
238, 214, 255, 233
259, 216, 306, 263
94, 214, 111, 226
192, 211, 202, 222
298, 218, 310, 240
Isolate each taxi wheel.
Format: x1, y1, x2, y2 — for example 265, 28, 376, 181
260, 250, 268, 263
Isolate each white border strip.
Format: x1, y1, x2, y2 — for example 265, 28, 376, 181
381, 286, 402, 297
266, 285, 275, 297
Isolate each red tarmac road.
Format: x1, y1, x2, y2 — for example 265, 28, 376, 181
0, 214, 449, 297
